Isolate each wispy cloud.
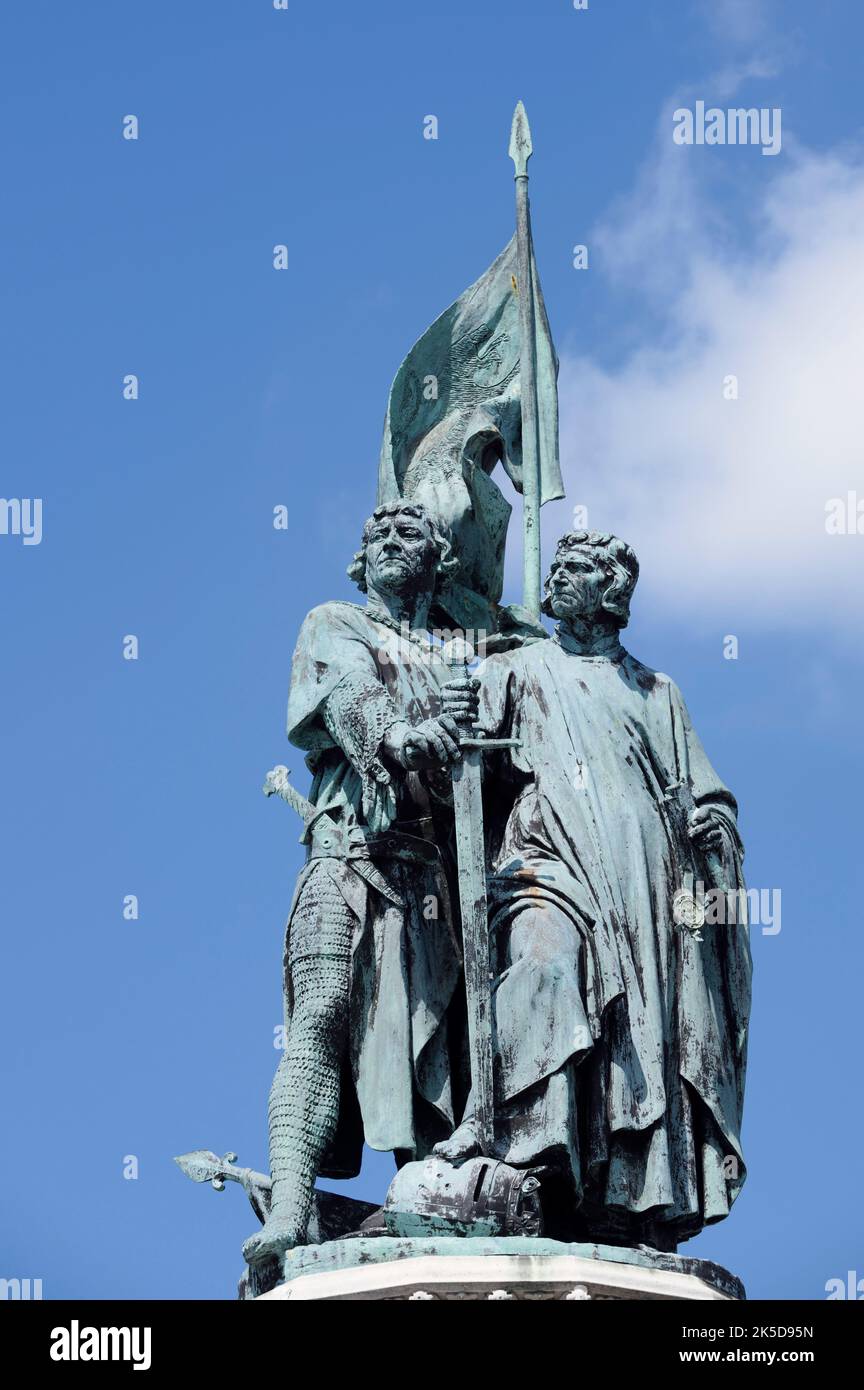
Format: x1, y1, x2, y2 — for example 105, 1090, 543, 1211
554, 113, 864, 632
694, 0, 774, 46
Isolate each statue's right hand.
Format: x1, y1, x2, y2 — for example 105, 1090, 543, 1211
441, 676, 480, 726
386, 717, 463, 771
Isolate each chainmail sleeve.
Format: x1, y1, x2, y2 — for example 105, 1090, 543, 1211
321, 671, 404, 830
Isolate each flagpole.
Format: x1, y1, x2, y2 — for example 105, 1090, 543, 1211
509, 101, 542, 619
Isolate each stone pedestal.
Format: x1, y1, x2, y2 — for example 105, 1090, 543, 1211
252, 1237, 743, 1302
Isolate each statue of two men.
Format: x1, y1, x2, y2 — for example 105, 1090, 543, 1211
248, 505, 751, 1260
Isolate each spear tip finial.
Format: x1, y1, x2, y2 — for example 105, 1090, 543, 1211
509, 100, 533, 177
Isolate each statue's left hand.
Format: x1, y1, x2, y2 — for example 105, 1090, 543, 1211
383, 716, 463, 771
687, 806, 725, 853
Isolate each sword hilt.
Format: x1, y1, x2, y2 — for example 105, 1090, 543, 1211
442, 635, 484, 746
263, 764, 315, 819
441, 638, 521, 751
263, 765, 344, 847
443, 638, 476, 719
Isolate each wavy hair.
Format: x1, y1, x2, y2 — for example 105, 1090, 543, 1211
541, 530, 640, 628
347, 500, 458, 594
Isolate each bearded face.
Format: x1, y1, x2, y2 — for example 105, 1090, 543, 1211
546, 545, 610, 624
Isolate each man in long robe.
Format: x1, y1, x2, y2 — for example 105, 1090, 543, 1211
438, 530, 752, 1250
245, 502, 467, 1261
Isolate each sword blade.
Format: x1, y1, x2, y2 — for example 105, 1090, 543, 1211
451, 746, 495, 1155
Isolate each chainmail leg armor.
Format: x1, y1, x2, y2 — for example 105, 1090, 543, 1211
266, 863, 354, 1244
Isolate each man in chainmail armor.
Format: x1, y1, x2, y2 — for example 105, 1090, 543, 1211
244, 502, 474, 1261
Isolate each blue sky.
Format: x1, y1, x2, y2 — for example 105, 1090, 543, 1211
2, 0, 862, 1300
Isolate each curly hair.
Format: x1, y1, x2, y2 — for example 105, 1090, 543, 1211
541, 529, 640, 628
347, 500, 459, 594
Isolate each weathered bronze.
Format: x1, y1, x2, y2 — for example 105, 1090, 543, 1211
176, 104, 751, 1298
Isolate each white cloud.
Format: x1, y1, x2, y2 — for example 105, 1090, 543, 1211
695, 0, 774, 46
555, 141, 864, 630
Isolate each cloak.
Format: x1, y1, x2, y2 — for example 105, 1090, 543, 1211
478, 632, 752, 1243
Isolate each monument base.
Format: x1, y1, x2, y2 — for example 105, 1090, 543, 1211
250, 1237, 743, 1302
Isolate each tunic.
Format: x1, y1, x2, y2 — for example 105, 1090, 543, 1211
283, 601, 463, 1174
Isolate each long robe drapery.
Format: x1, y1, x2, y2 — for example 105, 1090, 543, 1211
478, 631, 752, 1245
284, 601, 462, 1175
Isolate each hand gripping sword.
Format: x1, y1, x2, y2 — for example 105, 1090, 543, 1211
444, 639, 520, 1157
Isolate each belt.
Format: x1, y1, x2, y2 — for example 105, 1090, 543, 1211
308, 824, 440, 867
304, 816, 442, 911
